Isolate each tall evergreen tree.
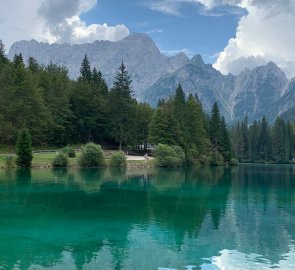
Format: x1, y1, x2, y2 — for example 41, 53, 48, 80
149, 102, 180, 146
249, 120, 260, 161
287, 121, 295, 160
183, 94, 207, 161
258, 116, 271, 160
174, 84, 185, 120
220, 117, 232, 162
0, 40, 8, 64
272, 117, 288, 162
209, 102, 222, 151
15, 128, 33, 168
80, 54, 92, 82
108, 62, 136, 149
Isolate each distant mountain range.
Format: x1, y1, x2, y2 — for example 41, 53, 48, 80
8, 33, 295, 122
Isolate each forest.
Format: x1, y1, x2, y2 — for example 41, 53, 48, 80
0, 40, 294, 165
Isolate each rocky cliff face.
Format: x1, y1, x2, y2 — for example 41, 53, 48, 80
9, 33, 295, 122
8, 33, 189, 99
143, 57, 292, 122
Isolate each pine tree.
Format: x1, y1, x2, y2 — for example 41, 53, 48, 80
174, 84, 185, 121
209, 102, 222, 151
108, 62, 136, 149
13, 53, 24, 68
272, 117, 288, 162
220, 117, 232, 162
149, 102, 180, 146
287, 121, 295, 160
40, 64, 73, 145
249, 120, 259, 161
28, 57, 41, 74
92, 68, 108, 94
16, 128, 33, 167
183, 94, 207, 161
240, 117, 249, 161
80, 54, 92, 82
258, 116, 271, 160
0, 40, 8, 65
7, 60, 49, 143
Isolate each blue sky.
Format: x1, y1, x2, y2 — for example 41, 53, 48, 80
2, 0, 294, 77
80, 0, 243, 63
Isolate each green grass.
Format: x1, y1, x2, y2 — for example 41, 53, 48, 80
0, 150, 154, 169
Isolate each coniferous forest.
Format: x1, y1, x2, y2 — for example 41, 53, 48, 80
0, 40, 295, 165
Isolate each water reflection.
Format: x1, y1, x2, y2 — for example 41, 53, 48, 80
0, 165, 295, 269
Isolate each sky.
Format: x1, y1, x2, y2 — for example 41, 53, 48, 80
0, 0, 295, 78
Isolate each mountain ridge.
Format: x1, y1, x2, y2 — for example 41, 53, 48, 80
8, 33, 295, 122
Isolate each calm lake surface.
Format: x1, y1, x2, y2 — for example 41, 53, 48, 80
1, 165, 295, 270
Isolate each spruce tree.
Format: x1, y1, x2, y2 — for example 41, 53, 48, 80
240, 117, 249, 161
258, 116, 271, 160
149, 102, 180, 146
16, 128, 33, 167
209, 102, 222, 151
13, 53, 24, 68
220, 117, 232, 162
80, 54, 92, 82
183, 94, 207, 161
272, 117, 288, 162
108, 62, 136, 149
174, 84, 185, 121
0, 40, 8, 64
249, 120, 259, 162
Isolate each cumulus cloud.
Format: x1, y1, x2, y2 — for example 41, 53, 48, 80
147, 0, 295, 78
214, 0, 295, 78
0, 0, 129, 49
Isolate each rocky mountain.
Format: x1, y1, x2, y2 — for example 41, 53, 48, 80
8, 33, 189, 98
143, 57, 293, 122
9, 33, 295, 122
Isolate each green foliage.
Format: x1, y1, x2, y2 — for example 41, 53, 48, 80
110, 151, 127, 167
15, 129, 33, 168
62, 146, 76, 158
80, 54, 92, 82
229, 158, 239, 166
5, 156, 15, 168
136, 103, 154, 150
79, 143, 106, 167
52, 153, 68, 168
210, 150, 224, 166
154, 144, 185, 167
108, 62, 136, 149
231, 116, 295, 163
149, 102, 180, 146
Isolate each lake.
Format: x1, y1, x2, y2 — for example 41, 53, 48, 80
0, 165, 295, 269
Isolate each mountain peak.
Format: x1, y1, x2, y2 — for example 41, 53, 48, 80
121, 32, 153, 43
190, 54, 204, 67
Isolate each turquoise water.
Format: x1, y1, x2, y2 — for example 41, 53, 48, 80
1, 165, 295, 269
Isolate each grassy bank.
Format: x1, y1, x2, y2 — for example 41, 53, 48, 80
0, 150, 154, 169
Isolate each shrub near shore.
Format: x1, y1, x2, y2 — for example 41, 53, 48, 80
110, 151, 127, 167
78, 143, 106, 167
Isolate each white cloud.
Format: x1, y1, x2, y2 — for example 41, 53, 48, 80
147, 0, 295, 78
0, 0, 129, 50
147, 0, 217, 16
214, 0, 295, 78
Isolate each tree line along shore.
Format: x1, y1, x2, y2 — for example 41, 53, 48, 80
0, 40, 295, 168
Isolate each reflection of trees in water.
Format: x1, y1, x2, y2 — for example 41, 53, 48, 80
1, 166, 295, 269
147, 167, 231, 247
229, 165, 295, 264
